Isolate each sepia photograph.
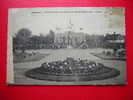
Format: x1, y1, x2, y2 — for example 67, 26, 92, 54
7, 7, 126, 85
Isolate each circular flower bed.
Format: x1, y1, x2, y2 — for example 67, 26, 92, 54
25, 57, 120, 81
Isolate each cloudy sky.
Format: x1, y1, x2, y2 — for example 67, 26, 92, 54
9, 7, 125, 36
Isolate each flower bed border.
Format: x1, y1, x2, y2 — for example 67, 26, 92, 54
25, 66, 120, 81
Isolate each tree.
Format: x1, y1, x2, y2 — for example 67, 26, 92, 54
16, 28, 32, 53
49, 30, 55, 44
45, 30, 55, 45
13, 36, 17, 53
103, 32, 124, 55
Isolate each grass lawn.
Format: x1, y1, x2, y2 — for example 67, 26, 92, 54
13, 52, 50, 63
91, 53, 126, 61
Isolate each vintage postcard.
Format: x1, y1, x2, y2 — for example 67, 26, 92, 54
7, 7, 126, 85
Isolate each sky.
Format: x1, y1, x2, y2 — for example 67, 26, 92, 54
9, 7, 125, 36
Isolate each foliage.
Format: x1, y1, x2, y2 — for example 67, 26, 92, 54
15, 28, 32, 52
13, 29, 125, 50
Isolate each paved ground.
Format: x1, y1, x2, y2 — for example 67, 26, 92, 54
14, 48, 126, 85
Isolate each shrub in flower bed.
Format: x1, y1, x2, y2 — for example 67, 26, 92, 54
25, 57, 120, 81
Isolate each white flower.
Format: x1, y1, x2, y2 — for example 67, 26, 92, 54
64, 62, 67, 65
60, 66, 63, 69
92, 64, 96, 67
88, 65, 92, 68
51, 66, 54, 68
